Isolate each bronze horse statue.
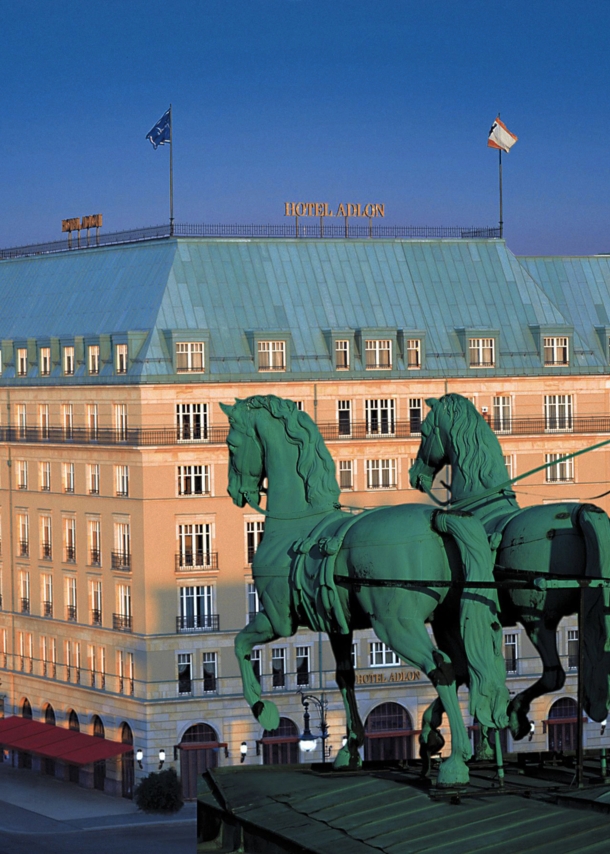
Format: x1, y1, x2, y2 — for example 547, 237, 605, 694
222, 394, 510, 786
410, 394, 610, 755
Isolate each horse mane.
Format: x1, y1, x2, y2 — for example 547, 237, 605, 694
235, 395, 340, 506
438, 394, 506, 492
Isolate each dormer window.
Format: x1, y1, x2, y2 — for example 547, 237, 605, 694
64, 346, 75, 376
544, 336, 569, 366
40, 348, 51, 376
116, 343, 128, 374
176, 341, 204, 373
469, 338, 495, 368
89, 345, 100, 375
17, 348, 28, 377
335, 340, 350, 370
258, 340, 286, 372
365, 339, 391, 370
406, 339, 421, 369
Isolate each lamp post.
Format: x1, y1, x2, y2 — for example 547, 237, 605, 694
240, 742, 248, 764
299, 693, 329, 763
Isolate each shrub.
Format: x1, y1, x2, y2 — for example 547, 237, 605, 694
134, 767, 184, 814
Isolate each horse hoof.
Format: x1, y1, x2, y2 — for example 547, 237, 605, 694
421, 729, 445, 756
252, 700, 280, 731
437, 757, 469, 788
333, 745, 362, 771
508, 705, 530, 741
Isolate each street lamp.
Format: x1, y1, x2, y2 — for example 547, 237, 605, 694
136, 748, 143, 769
240, 742, 248, 763
298, 693, 329, 763
158, 749, 166, 769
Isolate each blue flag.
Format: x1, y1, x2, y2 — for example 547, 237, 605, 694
146, 108, 171, 149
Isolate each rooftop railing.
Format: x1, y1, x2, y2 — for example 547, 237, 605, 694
0, 222, 502, 260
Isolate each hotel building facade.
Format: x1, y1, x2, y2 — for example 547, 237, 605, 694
1, 232, 609, 797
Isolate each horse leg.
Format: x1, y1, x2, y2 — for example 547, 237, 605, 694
508, 619, 564, 741
234, 611, 282, 732
328, 631, 364, 770
419, 698, 446, 777
371, 612, 471, 787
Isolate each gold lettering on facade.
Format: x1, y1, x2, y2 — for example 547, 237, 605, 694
355, 670, 421, 685
285, 202, 385, 218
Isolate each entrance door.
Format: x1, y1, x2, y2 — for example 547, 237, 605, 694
92, 715, 106, 791
261, 718, 300, 765
364, 703, 414, 761
120, 723, 135, 799
179, 724, 219, 800
548, 697, 578, 752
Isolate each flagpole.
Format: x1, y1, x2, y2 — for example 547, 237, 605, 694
498, 147, 503, 239
169, 104, 174, 236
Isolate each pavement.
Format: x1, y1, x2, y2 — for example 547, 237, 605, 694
0, 759, 196, 835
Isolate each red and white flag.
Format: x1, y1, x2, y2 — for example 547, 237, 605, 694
488, 117, 518, 152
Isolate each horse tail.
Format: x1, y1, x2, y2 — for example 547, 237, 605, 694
432, 510, 510, 730
573, 504, 610, 722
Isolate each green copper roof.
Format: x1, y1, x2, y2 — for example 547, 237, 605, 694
0, 237, 606, 384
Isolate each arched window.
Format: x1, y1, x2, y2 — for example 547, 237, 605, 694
120, 722, 134, 799
364, 702, 414, 761
121, 722, 133, 744
68, 710, 80, 731
548, 697, 578, 752
66, 710, 80, 783
92, 715, 105, 738
180, 723, 219, 801
43, 704, 56, 726
261, 717, 299, 766
91, 715, 106, 791
21, 698, 32, 719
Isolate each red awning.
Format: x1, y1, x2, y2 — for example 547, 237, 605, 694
0, 717, 133, 765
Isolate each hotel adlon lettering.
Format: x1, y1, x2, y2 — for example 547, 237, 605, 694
285, 202, 385, 218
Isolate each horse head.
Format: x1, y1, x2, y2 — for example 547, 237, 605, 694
409, 397, 449, 492
220, 400, 265, 509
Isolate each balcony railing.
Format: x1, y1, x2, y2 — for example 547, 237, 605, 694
176, 613, 220, 633
175, 552, 218, 571
89, 548, 101, 566
113, 613, 133, 632
43, 601, 53, 617
19, 540, 29, 557
65, 545, 76, 563
66, 605, 77, 622
91, 608, 102, 625
41, 543, 52, 560
111, 551, 131, 571
21, 597, 30, 614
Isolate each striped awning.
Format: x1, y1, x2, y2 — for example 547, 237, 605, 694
0, 716, 133, 765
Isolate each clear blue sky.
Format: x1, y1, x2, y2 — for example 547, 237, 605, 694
2, 0, 609, 254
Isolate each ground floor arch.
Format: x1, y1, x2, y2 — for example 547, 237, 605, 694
180, 723, 220, 800
547, 697, 578, 752
261, 717, 300, 766
364, 702, 414, 762
120, 722, 135, 799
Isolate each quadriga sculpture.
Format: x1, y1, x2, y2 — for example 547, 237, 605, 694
222, 394, 509, 787
410, 394, 610, 756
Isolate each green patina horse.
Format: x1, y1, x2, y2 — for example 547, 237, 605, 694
410, 394, 610, 754
222, 394, 510, 787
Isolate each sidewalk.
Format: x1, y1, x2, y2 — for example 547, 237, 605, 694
0, 760, 195, 833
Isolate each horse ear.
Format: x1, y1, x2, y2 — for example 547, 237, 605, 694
425, 398, 439, 409
219, 402, 233, 416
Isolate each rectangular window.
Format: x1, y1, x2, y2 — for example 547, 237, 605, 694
409, 398, 422, 435
40, 461, 51, 491
545, 453, 574, 483
251, 648, 261, 684
116, 343, 128, 374
338, 400, 352, 437
407, 338, 421, 369
176, 341, 204, 373
18, 513, 29, 557
40, 515, 52, 560
88, 519, 101, 566
87, 404, 98, 440
177, 465, 210, 496
113, 522, 131, 569
178, 585, 215, 631
41, 573, 53, 616
19, 571, 30, 614
40, 347, 51, 376
117, 583, 132, 619
339, 460, 353, 490
88, 463, 100, 495
64, 346, 74, 375
115, 465, 129, 497
365, 339, 392, 369
88, 345, 100, 375
39, 404, 49, 440
114, 404, 128, 440
247, 520, 265, 564
351, 643, 358, 669
16, 460, 28, 490
90, 578, 102, 624
365, 399, 395, 436
258, 340, 286, 371
64, 517, 76, 563
62, 404, 73, 439
544, 395, 573, 432
203, 652, 217, 693
366, 459, 397, 489
504, 633, 518, 674
63, 462, 75, 493
567, 628, 579, 670
66, 575, 77, 621
272, 647, 286, 688
335, 340, 350, 370
178, 653, 193, 695
369, 641, 400, 666
469, 337, 495, 367
504, 455, 514, 481
117, 650, 134, 694
544, 336, 569, 366
17, 348, 28, 377
296, 646, 311, 687
247, 582, 260, 623
178, 523, 213, 569
176, 403, 208, 442
16, 404, 27, 440
493, 396, 512, 433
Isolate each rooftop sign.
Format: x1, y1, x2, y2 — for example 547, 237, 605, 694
285, 202, 385, 218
